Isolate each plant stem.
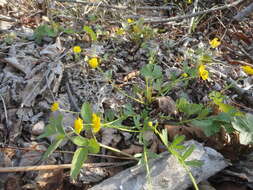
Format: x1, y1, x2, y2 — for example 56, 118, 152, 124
99, 143, 139, 160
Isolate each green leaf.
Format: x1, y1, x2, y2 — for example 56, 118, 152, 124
33, 24, 59, 43
54, 113, 65, 135
70, 148, 88, 179
63, 28, 75, 34
104, 109, 116, 122
140, 64, 162, 80
185, 160, 203, 167
133, 115, 141, 128
222, 123, 235, 134
176, 98, 205, 117
161, 129, 168, 146
197, 108, 211, 119
153, 78, 163, 92
83, 26, 97, 42
37, 114, 64, 139
172, 135, 185, 146
71, 136, 89, 146
232, 114, 253, 145
182, 145, 195, 160
123, 103, 135, 116
191, 119, 220, 136
37, 123, 57, 139
81, 102, 93, 126
42, 136, 65, 160
88, 138, 100, 154
174, 145, 186, 150
210, 112, 232, 123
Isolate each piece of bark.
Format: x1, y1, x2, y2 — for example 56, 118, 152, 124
90, 140, 228, 190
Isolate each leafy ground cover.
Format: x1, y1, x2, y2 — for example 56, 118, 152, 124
0, 0, 253, 189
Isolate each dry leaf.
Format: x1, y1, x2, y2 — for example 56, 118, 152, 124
123, 70, 140, 82
35, 169, 63, 190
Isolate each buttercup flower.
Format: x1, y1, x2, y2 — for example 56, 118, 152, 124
198, 64, 209, 80
92, 113, 101, 133
74, 117, 83, 134
88, 57, 99, 69
241, 65, 253, 75
51, 102, 59, 112
73, 46, 82, 53
127, 18, 134, 23
187, 0, 192, 4
116, 28, 125, 35
148, 121, 153, 127
209, 38, 221, 48
181, 73, 188, 77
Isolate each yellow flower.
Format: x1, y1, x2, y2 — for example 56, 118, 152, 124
116, 28, 125, 35
148, 121, 153, 127
187, 0, 192, 4
127, 18, 134, 23
74, 117, 83, 134
198, 64, 209, 80
209, 38, 221, 48
51, 102, 59, 112
199, 64, 206, 72
73, 46, 82, 53
241, 65, 253, 75
181, 73, 188, 77
88, 57, 99, 69
133, 25, 141, 33
92, 113, 101, 133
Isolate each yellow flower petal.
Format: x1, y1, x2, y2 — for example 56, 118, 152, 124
198, 64, 209, 80
127, 18, 134, 23
209, 38, 221, 48
199, 64, 206, 72
148, 121, 153, 127
200, 70, 209, 80
92, 113, 101, 133
241, 65, 253, 75
187, 0, 192, 4
116, 28, 125, 35
73, 46, 82, 53
88, 57, 99, 69
181, 73, 188, 77
74, 117, 83, 134
51, 102, 59, 112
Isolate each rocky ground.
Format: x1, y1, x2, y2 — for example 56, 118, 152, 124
0, 0, 253, 189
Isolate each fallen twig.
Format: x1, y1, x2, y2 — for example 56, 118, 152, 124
233, 2, 253, 21
0, 14, 18, 22
0, 94, 9, 142
56, 0, 174, 10
144, 0, 244, 23
0, 161, 135, 173
210, 67, 253, 108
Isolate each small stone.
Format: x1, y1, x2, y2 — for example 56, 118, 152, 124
31, 121, 45, 136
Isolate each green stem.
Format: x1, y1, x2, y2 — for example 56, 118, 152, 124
99, 143, 139, 161
154, 128, 199, 190
103, 124, 140, 133
143, 145, 152, 190
59, 109, 79, 114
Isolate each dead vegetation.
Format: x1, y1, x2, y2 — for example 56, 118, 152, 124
0, 0, 253, 189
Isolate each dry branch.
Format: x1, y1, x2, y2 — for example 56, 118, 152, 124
145, 0, 244, 23
56, 0, 244, 23
233, 2, 253, 21
0, 14, 18, 22
56, 0, 174, 10
0, 161, 135, 173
